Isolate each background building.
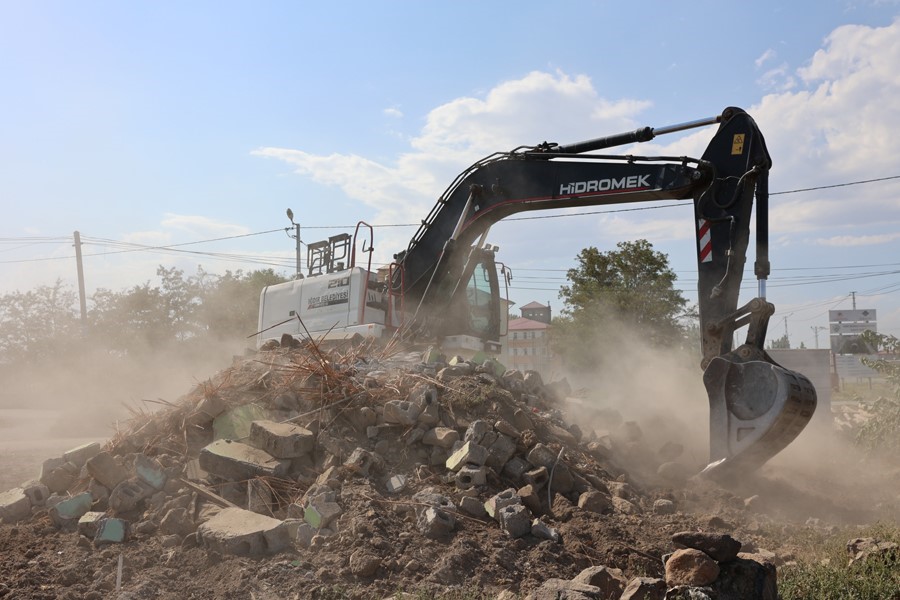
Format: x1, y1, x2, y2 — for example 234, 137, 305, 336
505, 301, 558, 376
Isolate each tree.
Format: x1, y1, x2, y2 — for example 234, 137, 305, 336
768, 334, 791, 349
552, 240, 693, 371
0, 280, 80, 362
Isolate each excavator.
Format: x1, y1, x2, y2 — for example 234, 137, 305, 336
257, 106, 817, 477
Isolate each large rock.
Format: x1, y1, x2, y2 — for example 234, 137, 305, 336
86, 451, 129, 489
197, 507, 290, 556
665, 548, 720, 587
712, 556, 777, 599
620, 576, 666, 600
572, 565, 627, 599
0, 488, 31, 523
672, 531, 742, 562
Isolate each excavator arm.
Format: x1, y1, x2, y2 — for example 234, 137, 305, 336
392, 107, 816, 476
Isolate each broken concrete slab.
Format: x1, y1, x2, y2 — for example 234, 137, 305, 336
248, 420, 315, 459
531, 518, 560, 542
383, 400, 421, 425
422, 427, 459, 449
94, 517, 128, 545
20, 480, 50, 508
198, 507, 290, 556
213, 403, 268, 441
445, 441, 488, 472
49, 492, 93, 529
199, 439, 289, 481
86, 451, 129, 489
134, 455, 168, 490
0, 488, 31, 523
63, 442, 102, 468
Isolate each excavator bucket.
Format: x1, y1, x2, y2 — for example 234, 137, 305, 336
701, 354, 817, 479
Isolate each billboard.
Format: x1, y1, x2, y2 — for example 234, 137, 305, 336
829, 308, 876, 354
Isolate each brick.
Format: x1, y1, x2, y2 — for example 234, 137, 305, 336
304, 498, 342, 529
416, 507, 455, 538
502, 456, 529, 481
498, 503, 531, 538
485, 488, 521, 520
198, 507, 290, 556
40, 459, 78, 494
485, 434, 517, 469
455, 465, 487, 489
383, 400, 421, 426
459, 496, 487, 518
0, 488, 31, 523
248, 420, 315, 458
63, 442, 102, 468
86, 452, 129, 489
20, 480, 50, 508
385, 475, 407, 494
445, 442, 488, 472
199, 439, 289, 481
518, 484, 543, 515
109, 478, 155, 513
523, 467, 549, 490
344, 448, 375, 476
464, 420, 492, 444
578, 490, 612, 515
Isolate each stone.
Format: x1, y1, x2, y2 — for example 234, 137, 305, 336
653, 499, 676, 515
159, 507, 194, 537
0, 488, 31, 523
620, 577, 666, 600
412, 489, 456, 513
40, 459, 78, 494
459, 496, 487, 518
417, 507, 455, 538
673, 531, 742, 563
383, 400, 421, 425
485, 488, 521, 520
612, 496, 642, 515
712, 556, 777, 600
657, 462, 692, 484
198, 507, 290, 556
134, 455, 168, 490
494, 419, 521, 438
422, 427, 459, 449
498, 504, 531, 538
578, 490, 612, 515
94, 517, 128, 545
572, 565, 627, 598
665, 586, 714, 599
86, 452, 129, 489
248, 420, 315, 459
529, 579, 602, 600
530, 518, 560, 542
349, 549, 381, 577
194, 395, 227, 423
455, 465, 487, 489
665, 548, 720, 587
502, 456, 529, 481
49, 492, 93, 529
77, 511, 106, 538
417, 401, 440, 427
846, 537, 899, 566
523, 466, 549, 490
19, 480, 50, 508
385, 474, 407, 494
344, 448, 376, 476
199, 439, 289, 480
485, 434, 517, 469
63, 442, 102, 468
108, 478, 155, 513
405, 427, 425, 445
518, 485, 542, 515
304, 498, 342, 529
445, 441, 488, 472
295, 522, 317, 548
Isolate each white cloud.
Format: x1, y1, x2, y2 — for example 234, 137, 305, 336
814, 231, 900, 246
757, 63, 797, 91
383, 107, 403, 118
755, 48, 777, 68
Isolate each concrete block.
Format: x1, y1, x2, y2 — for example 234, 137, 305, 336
485, 434, 517, 469
248, 420, 314, 458
422, 427, 459, 449
63, 442, 102, 468
86, 451, 129, 489
191, 394, 226, 424
385, 474, 407, 494
304, 498, 342, 529
498, 503, 531, 538
412, 490, 456, 513
49, 492, 93, 528
459, 495, 488, 518
526, 443, 559, 470
578, 491, 613, 515
383, 400, 421, 425
417, 507, 455, 538
108, 478, 155, 513
464, 420, 492, 444
20, 480, 50, 507
494, 419, 521, 438
445, 441, 488, 472
199, 439, 289, 481
134, 455, 167, 490
0, 488, 31, 523
198, 507, 289, 556
455, 465, 487, 489
502, 456, 529, 481
77, 511, 106, 538
94, 517, 128, 545
344, 448, 375, 476
40, 460, 79, 494
485, 488, 521, 520
295, 522, 317, 548
523, 467, 549, 490
518, 484, 543, 515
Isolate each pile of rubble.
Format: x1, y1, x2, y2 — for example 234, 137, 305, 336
0, 338, 791, 598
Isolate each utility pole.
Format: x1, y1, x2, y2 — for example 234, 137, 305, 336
850, 291, 857, 310
811, 325, 827, 349
286, 209, 302, 279
73, 231, 87, 335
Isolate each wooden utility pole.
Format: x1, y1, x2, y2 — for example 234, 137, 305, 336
73, 231, 87, 333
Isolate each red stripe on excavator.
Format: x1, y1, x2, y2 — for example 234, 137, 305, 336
698, 218, 712, 263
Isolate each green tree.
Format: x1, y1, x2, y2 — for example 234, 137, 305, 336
0, 280, 80, 362
768, 334, 791, 349
552, 240, 693, 371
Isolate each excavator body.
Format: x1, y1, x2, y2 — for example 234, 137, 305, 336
257, 107, 817, 476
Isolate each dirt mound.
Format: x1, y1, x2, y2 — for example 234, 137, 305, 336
0, 340, 844, 598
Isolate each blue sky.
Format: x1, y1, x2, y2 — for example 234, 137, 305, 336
2, 1, 900, 349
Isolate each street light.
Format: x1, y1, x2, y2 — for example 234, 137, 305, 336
286, 208, 302, 279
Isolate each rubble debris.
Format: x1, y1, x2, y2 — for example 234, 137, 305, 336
0, 488, 31, 523
197, 507, 290, 556
49, 492, 93, 529
199, 439, 290, 480
620, 576, 666, 600
94, 517, 128, 545
86, 451, 129, 489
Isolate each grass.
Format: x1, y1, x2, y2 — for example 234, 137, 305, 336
778, 523, 900, 600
